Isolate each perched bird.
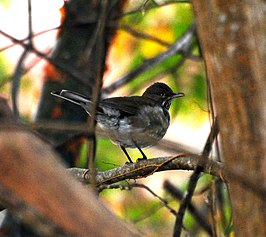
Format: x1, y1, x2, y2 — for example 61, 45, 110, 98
51, 82, 184, 163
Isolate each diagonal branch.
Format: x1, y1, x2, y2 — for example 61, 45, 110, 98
98, 183, 177, 216
172, 118, 219, 237
11, 49, 29, 120
102, 24, 196, 94
0, 30, 93, 88
0, 131, 136, 237
11, 0, 34, 121
122, 1, 190, 17
99, 182, 212, 235
117, 23, 171, 47
164, 180, 212, 236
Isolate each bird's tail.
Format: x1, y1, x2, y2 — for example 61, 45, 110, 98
51, 90, 92, 111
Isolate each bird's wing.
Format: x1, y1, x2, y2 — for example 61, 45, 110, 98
99, 96, 154, 117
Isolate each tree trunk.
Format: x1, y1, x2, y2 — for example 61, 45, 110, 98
35, 0, 124, 165
192, 0, 266, 236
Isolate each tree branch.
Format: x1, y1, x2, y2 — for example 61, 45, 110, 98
98, 183, 177, 216
0, 30, 93, 88
172, 118, 219, 237
11, 49, 29, 120
0, 131, 137, 237
102, 24, 196, 94
68, 154, 223, 185
164, 180, 212, 236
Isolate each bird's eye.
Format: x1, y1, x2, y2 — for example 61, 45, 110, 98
160, 93, 165, 97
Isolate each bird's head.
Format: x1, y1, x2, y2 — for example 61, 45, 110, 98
142, 82, 184, 110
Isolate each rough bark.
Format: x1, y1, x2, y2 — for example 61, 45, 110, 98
192, 1, 266, 236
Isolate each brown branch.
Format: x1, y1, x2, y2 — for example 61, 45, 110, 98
98, 183, 177, 216
102, 24, 195, 94
68, 154, 223, 185
27, 0, 33, 46
11, 49, 29, 120
173, 118, 219, 237
0, 131, 137, 237
208, 181, 218, 237
164, 180, 212, 236
88, 0, 109, 169
117, 23, 171, 47
0, 30, 93, 88
10, 1, 33, 120
0, 27, 59, 53
121, 1, 190, 17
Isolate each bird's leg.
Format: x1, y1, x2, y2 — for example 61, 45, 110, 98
120, 146, 133, 163
136, 145, 147, 160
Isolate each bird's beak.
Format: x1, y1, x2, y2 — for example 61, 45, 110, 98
171, 92, 185, 99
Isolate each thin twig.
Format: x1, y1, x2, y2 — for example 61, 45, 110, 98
172, 118, 219, 237
121, 1, 190, 18
215, 180, 228, 231
102, 24, 195, 94
12, 49, 29, 120
209, 181, 218, 237
118, 23, 171, 47
0, 30, 94, 88
128, 56, 187, 95
98, 183, 177, 216
11, 0, 34, 121
27, 0, 33, 47
0, 26, 59, 53
164, 180, 212, 236
88, 0, 109, 186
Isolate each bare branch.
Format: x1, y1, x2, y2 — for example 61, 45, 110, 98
0, 131, 137, 237
27, 0, 33, 46
68, 154, 223, 185
117, 23, 171, 47
0, 30, 93, 88
98, 183, 177, 216
11, 49, 29, 120
88, 0, 109, 169
208, 181, 218, 237
122, 1, 191, 17
102, 24, 196, 94
164, 180, 212, 236
173, 118, 219, 237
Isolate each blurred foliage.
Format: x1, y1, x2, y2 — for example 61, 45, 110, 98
0, 54, 11, 89
0, 0, 11, 9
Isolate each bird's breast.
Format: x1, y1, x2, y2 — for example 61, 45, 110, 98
97, 105, 170, 148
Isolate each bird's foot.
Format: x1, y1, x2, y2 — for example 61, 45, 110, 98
136, 156, 147, 162
124, 161, 133, 165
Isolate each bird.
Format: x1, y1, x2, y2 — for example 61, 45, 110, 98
51, 82, 184, 163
